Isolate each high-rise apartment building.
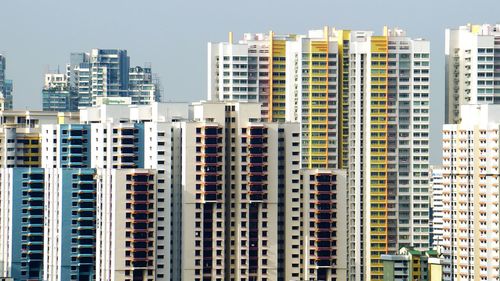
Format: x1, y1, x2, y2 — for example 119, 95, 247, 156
445, 24, 500, 124
180, 101, 348, 281
0, 100, 350, 281
284, 27, 345, 169
89, 49, 130, 105
40, 102, 189, 281
70, 52, 92, 108
0, 168, 46, 280
180, 101, 295, 280
43, 168, 97, 280
0, 55, 13, 110
209, 28, 345, 169
294, 169, 348, 281
129, 66, 161, 105
211, 27, 431, 281
69, 52, 90, 86
0, 110, 78, 280
429, 166, 444, 248
43, 49, 161, 111
336, 30, 351, 170
95, 168, 158, 281
285, 28, 363, 171
208, 32, 295, 122
0, 110, 79, 168
442, 104, 500, 281
42, 71, 79, 112
347, 27, 430, 280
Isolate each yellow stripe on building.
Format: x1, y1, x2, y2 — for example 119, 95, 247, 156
336, 29, 351, 170
369, 35, 389, 280
269, 33, 287, 122
305, 38, 329, 169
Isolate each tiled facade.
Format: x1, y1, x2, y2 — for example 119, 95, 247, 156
442, 104, 500, 280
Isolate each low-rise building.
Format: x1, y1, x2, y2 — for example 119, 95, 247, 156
381, 246, 443, 281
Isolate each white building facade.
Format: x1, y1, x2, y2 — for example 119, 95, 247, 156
430, 166, 445, 248
181, 101, 348, 281
347, 27, 430, 280
445, 24, 500, 124
442, 104, 500, 281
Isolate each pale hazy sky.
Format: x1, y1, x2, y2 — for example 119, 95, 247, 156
0, 0, 498, 164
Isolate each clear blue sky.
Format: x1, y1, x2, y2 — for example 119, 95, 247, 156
0, 0, 498, 164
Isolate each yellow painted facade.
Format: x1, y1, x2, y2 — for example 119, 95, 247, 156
18, 135, 41, 167
470, 24, 481, 34
336, 30, 350, 170
269, 34, 287, 122
411, 255, 422, 280
57, 112, 79, 124
369, 35, 389, 280
304, 39, 330, 169
429, 261, 443, 281
58, 115, 66, 124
